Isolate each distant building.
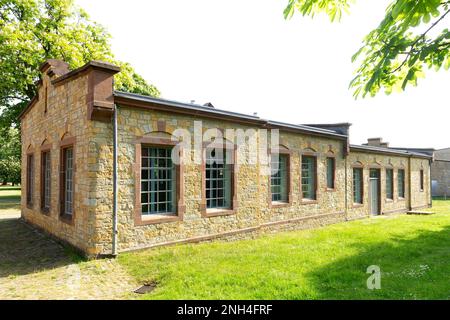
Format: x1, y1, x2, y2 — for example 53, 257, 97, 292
431, 148, 450, 197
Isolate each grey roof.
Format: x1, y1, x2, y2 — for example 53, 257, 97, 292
113, 91, 432, 160
114, 91, 348, 139
389, 147, 435, 156
350, 144, 433, 159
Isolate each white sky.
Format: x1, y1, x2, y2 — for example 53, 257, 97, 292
76, 0, 449, 149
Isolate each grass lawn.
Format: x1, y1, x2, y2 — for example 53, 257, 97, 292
0, 185, 21, 214
119, 200, 450, 300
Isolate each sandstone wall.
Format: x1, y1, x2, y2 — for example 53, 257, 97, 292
20, 72, 95, 253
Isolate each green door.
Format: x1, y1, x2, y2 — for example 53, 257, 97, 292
369, 169, 380, 215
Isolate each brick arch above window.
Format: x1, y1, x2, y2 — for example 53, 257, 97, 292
352, 161, 364, 168
369, 161, 383, 169
136, 131, 181, 145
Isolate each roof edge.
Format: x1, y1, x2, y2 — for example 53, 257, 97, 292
52, 60, 120, 86
350, 144, 433, 159
114, 91, 349, 140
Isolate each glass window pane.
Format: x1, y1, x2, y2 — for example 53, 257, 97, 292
64, 148, 73, 216
386, 169, 393, 200
141, 146, 176, 215
398, 169, 405, 198
302, 156, 316, 200
270, 154, 288, 202
326, 157, 335, 189
206, 148, 232, 209
353, 168, 363, 204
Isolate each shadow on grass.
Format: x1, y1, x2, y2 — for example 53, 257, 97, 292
0, 217, 83, 278
0, 186, 21, 191
0, 202, 21, 211
304, 226, 450, 299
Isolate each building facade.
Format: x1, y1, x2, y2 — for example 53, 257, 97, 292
20, 60, 433, 257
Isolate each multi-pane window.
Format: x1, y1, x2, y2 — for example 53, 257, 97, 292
420, 169, 424, 191
26, 154, 34, 206
206, 148, 232, 209
271, 154, 288, 202
386, 168, 393, 200
353, 168, 363, 204
61, 147, 74, 216
41, 151, 51, 211
398, 169, 405, 198
326, 157, 335, 189
141, 146, 176, 215
302, 155, 316, 200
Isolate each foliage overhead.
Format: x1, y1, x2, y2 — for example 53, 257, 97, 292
0, 0, 160, 129
284, 0, 450, 97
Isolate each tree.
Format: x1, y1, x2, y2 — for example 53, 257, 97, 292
0, 0, 160, 130
284, 0, 450, 97
0, 127, 21, 185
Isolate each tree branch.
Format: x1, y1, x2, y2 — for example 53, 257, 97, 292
389, 8, 450, 74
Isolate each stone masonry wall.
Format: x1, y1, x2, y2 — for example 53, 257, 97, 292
89, 106, 430, 255
346, 152, 411, 220
20, 61, 432, 257
20, 71, 95, 254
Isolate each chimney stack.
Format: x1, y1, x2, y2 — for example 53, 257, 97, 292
365, 137, 389, 148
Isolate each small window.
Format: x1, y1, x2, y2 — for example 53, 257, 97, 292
326, 157, 335, 189
420, 169, 424, 191
398, 169, 405, 198
61, 147, 74, 217
206, 148, 232, 209
41, 151, 51, 211
353, 168, 363, 204
386, 168, 393, 200
302, 155, 316, 200
44, 86, 48, 114
26, 154, 34, 206
141, 146, 176, 215
271, 153, 288, 202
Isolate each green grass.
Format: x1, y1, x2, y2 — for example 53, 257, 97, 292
118, 200, 450, 300
0, 185, 21, 213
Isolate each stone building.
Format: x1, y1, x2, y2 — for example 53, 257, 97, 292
431, 148, 450, 197
19, 60, 433, 257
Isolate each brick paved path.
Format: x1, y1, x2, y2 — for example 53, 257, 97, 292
0, 210, 137, 300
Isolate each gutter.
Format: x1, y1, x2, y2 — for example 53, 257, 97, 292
112, 104, 119, 256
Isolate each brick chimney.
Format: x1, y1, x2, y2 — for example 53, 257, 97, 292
42, 60, 120, 122
39, 59, 71, 79
365, 138, 389, 148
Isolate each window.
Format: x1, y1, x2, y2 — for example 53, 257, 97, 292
398, 169, 405, 198
302, 155, 316, 200
326, 157, 335, 189
271, 153, 288, 202
61, 147, 74, 217
41, 151, 51, 212
26, 154, 34, 206
353, 168, 363, 204
386, 168, 393, 200
206, 148, 232, 209
141, 146, 176, 215
420, 169, 424, 191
